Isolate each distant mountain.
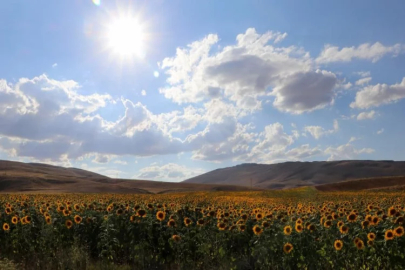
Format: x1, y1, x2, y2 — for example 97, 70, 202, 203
183, 160, 405, 189
0, 160, 258, 193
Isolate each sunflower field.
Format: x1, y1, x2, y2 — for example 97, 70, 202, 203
1, 188, 405, 269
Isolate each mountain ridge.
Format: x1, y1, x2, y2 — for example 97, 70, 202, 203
0, 159, 260, 193
183, 160, 405, 189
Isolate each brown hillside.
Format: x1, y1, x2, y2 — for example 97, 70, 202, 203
315, 176, 405, 191
0, 160, 259, 194
183, 160, 405, 189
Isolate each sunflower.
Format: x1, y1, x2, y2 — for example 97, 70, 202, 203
334, 240, 343, 251
239, 224, 246, 232
395, 216, 404, 225
367, 232, 376, 241
156, 211, 166, 221
3, 223, 10, 231
25, 216, 32, 224
253, 225, 263, 235
283, 243, 293, 254
324, 220, 332, 228
116, 209, 123, 216
172, 235, 181, 242
337, 221, 344, 228
262, 221, 270, 228
167, 219, 176, 227
130, 215, 136, 222
283, 225, 292, 235
184, 217, 192, 227
388, 207, 396, 217
197, 219, 205, 226
361, 221, 369, 229
372, 216, 380, 225
137, 209, 147, 218
45, 216, 52, 225
347, 213, 357, 222
394, 226, 404, 237
307, 223, 315, 232
256, 213, 263, 220
218, 222, 227, 231
207, 211, 216, 217
241, 214, 248, 220
65, 220, 73, 229
63, 209, 70, 217
11, 216, 18, 225
355, 239, 365, 250
385, 229, 394, 241
339, 225, 349, 234
367, 240, 374, 246
295, 223, 303, 233
74, 215, 82, 224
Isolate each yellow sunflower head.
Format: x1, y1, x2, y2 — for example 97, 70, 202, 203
385, 229, 395, 241
283, 243, 293, 254
394, 226, 404, 237
283, 225, 292, 235
253, 225, 263, 235
334, 240, 343, 251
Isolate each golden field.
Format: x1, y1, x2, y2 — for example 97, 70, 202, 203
1, 188, 405, 269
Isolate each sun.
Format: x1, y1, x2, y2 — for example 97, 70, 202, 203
107, 17, 145, 58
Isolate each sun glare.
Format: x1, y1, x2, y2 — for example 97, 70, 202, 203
107, 17, 145, 58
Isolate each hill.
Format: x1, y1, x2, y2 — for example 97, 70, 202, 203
315, 176, 405, 191
183, 160, 405, 189
0, 160, 259, 193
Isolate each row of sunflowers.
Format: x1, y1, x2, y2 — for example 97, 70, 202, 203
0, 189, 404, 269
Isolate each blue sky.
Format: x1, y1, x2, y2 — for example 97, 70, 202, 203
1, 0, 405, 181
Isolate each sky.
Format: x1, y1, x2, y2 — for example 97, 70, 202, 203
1, 0, 405, 182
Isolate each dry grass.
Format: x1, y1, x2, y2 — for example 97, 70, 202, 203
315, 176, 405, 191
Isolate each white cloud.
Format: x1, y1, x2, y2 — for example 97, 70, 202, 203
113, 159, 127, 165
80, 163, 123, 178
156, 105, 203, 134
304, 126, 326, 140
284, 144, 323, 160
325, 143, 375, 161
135, 163, 206, 182
52, 63, 58, 68
356, 110, 376, 120
353, 71, 371, 77
0, 75, 186, 161
350, 77, 405, 109
191, 122, 255, 162
355, 77, 372, 86
304, 119, 339, 139
339, 81, 352, 90
92, 154, 111, 164
141, 90, 146, 96
349, 136, 358, 143
377, 128, 384, 135
271, 70, 337, 114
316, 42, 404, 63
160, 28, 337, 114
